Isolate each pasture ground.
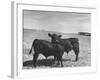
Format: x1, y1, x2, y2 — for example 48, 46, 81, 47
23, 29, 91, 69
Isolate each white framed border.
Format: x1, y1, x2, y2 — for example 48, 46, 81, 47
11, 1, 97, 78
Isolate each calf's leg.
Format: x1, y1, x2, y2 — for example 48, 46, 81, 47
60, 57, 63, 67
33, 53, 38, 67
73, 42, 79, 61
74, 49, 79, 61
57, 57, 60, 65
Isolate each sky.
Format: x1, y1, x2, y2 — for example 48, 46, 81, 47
23, 10, 91, 33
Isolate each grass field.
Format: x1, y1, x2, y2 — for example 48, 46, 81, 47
23, 29, 91, 69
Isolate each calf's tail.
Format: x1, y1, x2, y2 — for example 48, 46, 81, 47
29, 40, 35, 55
29, 47, 32, 54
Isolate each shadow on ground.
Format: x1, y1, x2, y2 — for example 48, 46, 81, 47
23, 58, 72, 68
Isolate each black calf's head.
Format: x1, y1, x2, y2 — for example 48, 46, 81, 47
48, 33, 62, 44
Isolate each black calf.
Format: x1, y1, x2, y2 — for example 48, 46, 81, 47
29, 39, 64, 67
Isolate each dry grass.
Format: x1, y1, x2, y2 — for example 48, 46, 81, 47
23, 29, 91, 69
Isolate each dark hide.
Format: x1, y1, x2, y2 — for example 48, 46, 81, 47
48, 33, 79, 61
29, 39, 64, 67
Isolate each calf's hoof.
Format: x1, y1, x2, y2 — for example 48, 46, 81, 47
61, 65, 63, 67
57, 62, 60, 65
75, 57, 78, 61
75, 59, 78, 61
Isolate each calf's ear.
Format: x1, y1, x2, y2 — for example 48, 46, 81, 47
58, 35, 62, 38
48, 33, 52, 37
